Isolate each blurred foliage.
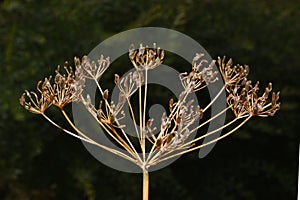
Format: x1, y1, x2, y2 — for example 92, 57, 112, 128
0, 0, 299, 199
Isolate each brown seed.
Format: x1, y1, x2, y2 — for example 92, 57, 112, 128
166, 133, 174, 144
176, 117, 181, 124
156, 139, 162, 149
147, 118, 153, 127
169, 98, 174, 111
110, 115, 115, 124
99, 100, 103, 109
198, 108, 203, 119
74, 57, 80, 67
103, 89, 109, 100
271, 92, 276, 107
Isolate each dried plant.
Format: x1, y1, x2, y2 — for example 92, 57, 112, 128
20, 44, 280, 200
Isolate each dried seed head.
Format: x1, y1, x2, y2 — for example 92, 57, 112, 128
115, 71, 144, 98
19, 89, 52, 114
129, 43, 165, 70
218, 56, 250, 89
227, 80, 280, 117
44, 64, 82, 108
180, 55, 218, 92
75, 55, 110, 80
20, 46, 281, 170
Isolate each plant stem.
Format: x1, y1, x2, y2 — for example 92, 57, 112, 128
142, 69, 148, 161
143, 170, 149, 200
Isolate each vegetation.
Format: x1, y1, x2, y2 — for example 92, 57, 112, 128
1, 0, 299, 199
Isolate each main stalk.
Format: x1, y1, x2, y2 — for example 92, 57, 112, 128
143, 170, 149, 200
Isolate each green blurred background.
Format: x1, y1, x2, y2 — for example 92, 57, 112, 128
0, 0, 299, 199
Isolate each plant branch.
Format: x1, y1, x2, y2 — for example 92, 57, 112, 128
41, 113, 136, 163
156, 115, 252, 163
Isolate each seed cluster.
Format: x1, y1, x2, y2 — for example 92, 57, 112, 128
20, 44, 280, 170
218, 56, 280, 118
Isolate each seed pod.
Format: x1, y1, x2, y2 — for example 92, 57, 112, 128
254, 81, 260, 91
110, 115, 115, 124
156, 138, 162, 149
226, 58, 232, 68
103, 89, 109, 100
244, 65, 250, 75
159, 49, 165, 60
99, 100, 103, 109
74, 57, 80, 67
262, 83, 272, 99
176, 117, 181, 124
198, 108, 203, 119
82, 55, 88, 63
147, 118, 153, 127
64, 61, 68, 68
267, 82, 272, 91
169, 98, 174, 111
114, 74, 120, 84
96, 112, 102, 122
271, 92, 276, 107
253, 106, 258, 115
245, 80, 251, 91
166, 133, 174, 144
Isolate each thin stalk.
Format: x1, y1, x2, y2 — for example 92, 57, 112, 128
143, 69, 148, 131
179, 116, 240, 149
60, 109, 90, 140
139, 70, 145, 161
62, 107, 143, 164
142, 69, 148, 161
127, 98, 142, 143
203, 86, 225, 112
41, 113, 136, 163
143, 170, 149, 200
190, 105, 231, 133
42, 113, 93, 143
139, 73, 143, 137
94, 79, 140, 158
61, 109, 131, 153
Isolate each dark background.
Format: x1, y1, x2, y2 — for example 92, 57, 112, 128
0, 0, 299, 199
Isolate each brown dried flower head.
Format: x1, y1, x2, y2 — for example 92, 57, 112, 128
218, 56, 250, 89
129, 43, 165, 70
227, 80, 280, 118
19, 89, 51, 114
20, 43, 281, 200
74, 55, 110, 80
20, 44, 280, 192
44, 64, 82, 108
